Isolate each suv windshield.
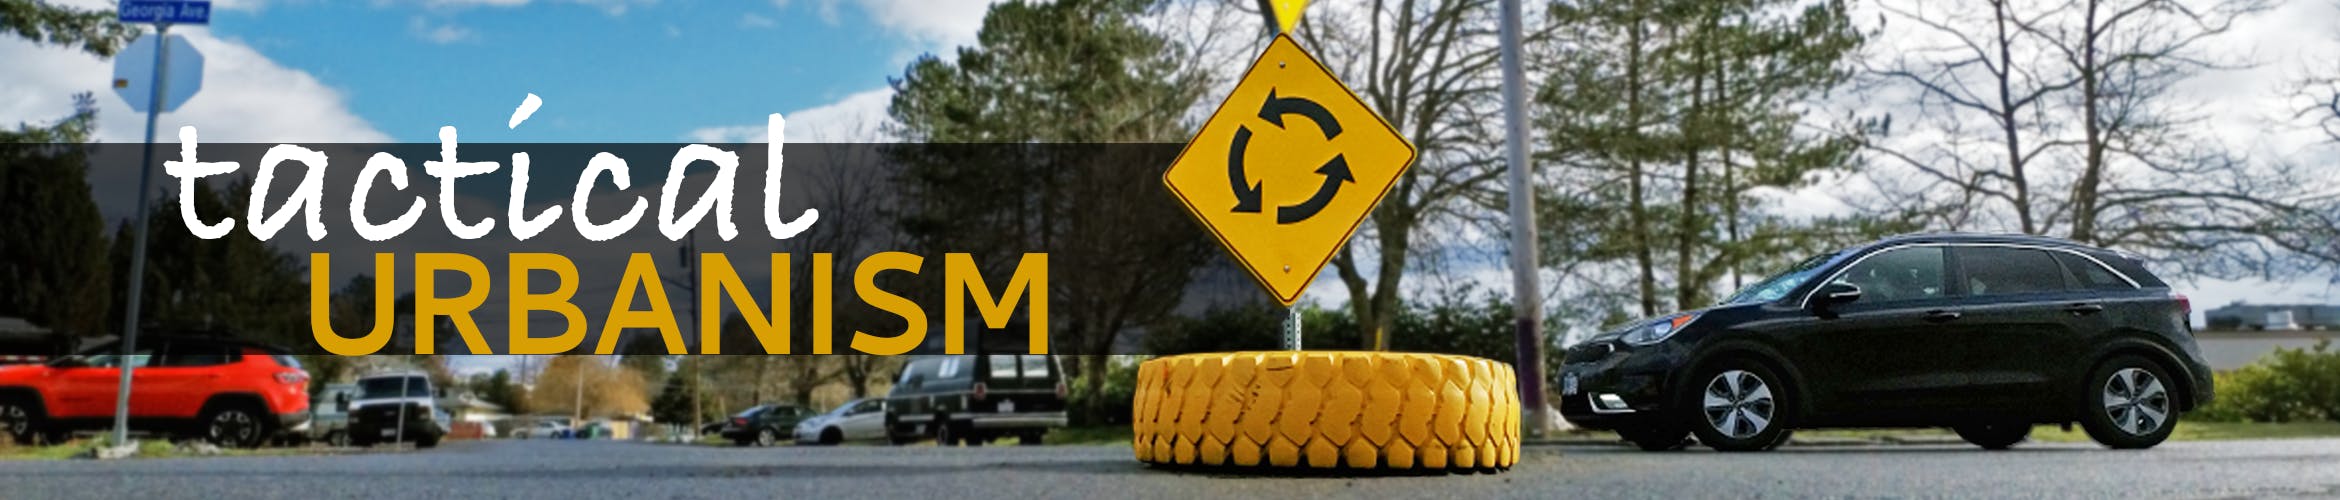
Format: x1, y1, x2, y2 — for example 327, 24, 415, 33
1721, 250, 1845, 305
357, 376, 432, 399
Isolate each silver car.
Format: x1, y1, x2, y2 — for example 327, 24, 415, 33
794, 399, 889, 445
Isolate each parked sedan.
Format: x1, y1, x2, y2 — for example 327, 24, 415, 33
516, 421, 569, 440
719, 404, 811, 446
795, 399, 889, 445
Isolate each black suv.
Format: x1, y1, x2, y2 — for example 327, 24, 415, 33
885, 355, 1066, 446
721, 404, 812, 446
1560, 233, 2212, 452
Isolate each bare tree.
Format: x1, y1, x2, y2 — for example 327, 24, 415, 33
1866, 0, 2074, 234
1867, 0, 2340, 277
1283, 0, 1508, 347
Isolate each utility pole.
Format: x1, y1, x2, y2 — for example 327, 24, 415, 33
690, 229, 702, 421
678, 229, 704, 432
1497, 0, 1550, 438
573, 356, 585, 425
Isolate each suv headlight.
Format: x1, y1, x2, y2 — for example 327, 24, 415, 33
1623, 313, 1700, 345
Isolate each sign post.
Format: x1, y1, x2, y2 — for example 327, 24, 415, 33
109, 0, 208, 447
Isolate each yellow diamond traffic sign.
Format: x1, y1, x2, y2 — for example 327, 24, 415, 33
1163, 34, 1416, 306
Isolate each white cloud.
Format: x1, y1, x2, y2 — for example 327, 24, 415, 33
688, 0, 1019, 144
835, 0, 998, 48
409, 16, 476, 44
685, 87, 893, 143
381, 0, 656, 16
739, 12, 777, 29
0, 28, 390, 144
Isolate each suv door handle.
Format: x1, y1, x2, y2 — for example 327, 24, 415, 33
1923, 310, 1962, 323
2065, 303, 2106, 315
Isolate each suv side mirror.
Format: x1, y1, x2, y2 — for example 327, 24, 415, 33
1813, 283, 1862, 311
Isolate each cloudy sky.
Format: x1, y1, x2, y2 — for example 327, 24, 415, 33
4, 0, 2336, 373
1, 0, 950, 145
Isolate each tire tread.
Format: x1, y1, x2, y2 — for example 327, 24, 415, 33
1132, 352, 1519, 470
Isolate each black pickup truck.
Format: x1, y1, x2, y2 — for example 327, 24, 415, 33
884, 355, 1066, 446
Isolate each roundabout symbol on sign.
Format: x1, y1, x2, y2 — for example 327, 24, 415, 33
1227, 89, 1353, 224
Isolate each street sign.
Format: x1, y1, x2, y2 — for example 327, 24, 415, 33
1162, 34, 1416, 306
118, 0, 212, 25
112, 33, 203, 113
1256, 0, 1311, 34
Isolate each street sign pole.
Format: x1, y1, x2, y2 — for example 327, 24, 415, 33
1497, 0, 1549, 439
112, 22, 172, 447
1281, 308, 1302, 350
1262, 2, 1306, 353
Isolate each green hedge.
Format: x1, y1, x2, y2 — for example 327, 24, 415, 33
2189, 340, 2340, 423
1068, 357, 1142, 427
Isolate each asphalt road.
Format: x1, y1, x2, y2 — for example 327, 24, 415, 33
5, 438, 2340, 499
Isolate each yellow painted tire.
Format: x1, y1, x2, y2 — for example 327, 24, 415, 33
1131, 351, 1520, 471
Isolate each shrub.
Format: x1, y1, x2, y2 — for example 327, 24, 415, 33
2188, 340, 2340, 423
1069, 356, 1142, 427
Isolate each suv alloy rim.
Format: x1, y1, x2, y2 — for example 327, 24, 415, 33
2102, 367, 2169, 436
211, 409, 257, 445
1703, 370, 1774, 439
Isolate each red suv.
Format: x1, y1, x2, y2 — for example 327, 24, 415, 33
0, 336, 311, 448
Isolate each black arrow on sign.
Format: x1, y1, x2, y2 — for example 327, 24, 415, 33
1259, 89, 1344, 139
1229, 126, 1264, 213
1277, 155, 1353, 224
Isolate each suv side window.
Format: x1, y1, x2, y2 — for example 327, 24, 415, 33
1828, 247, 1946, 304
1955, 247, 2070, 296
81, 344, 158, 368
936, 357, 963, 379
161, 344, 237, 367
897, 359, 939, 390
2052, 252, 2133, 290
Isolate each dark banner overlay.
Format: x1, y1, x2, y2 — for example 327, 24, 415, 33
0, 143, 1285, 356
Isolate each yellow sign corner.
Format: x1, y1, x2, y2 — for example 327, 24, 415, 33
1258, 0, 1311, 35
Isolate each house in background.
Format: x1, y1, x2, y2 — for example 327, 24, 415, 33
2202, 302, 2340, 331
2195, 302, 2340, 370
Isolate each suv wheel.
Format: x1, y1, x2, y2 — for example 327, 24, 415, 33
1617, 426, 1690, 451
2080, 355, 2178, 449
326, 431, 349, 448
1686, 362, 1793, 452
933, 417, 957, 446
1954, 422, 2031, 450
0, 398, 41, 446
1018, 432, 1043, 446
202, 403, 269, 449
